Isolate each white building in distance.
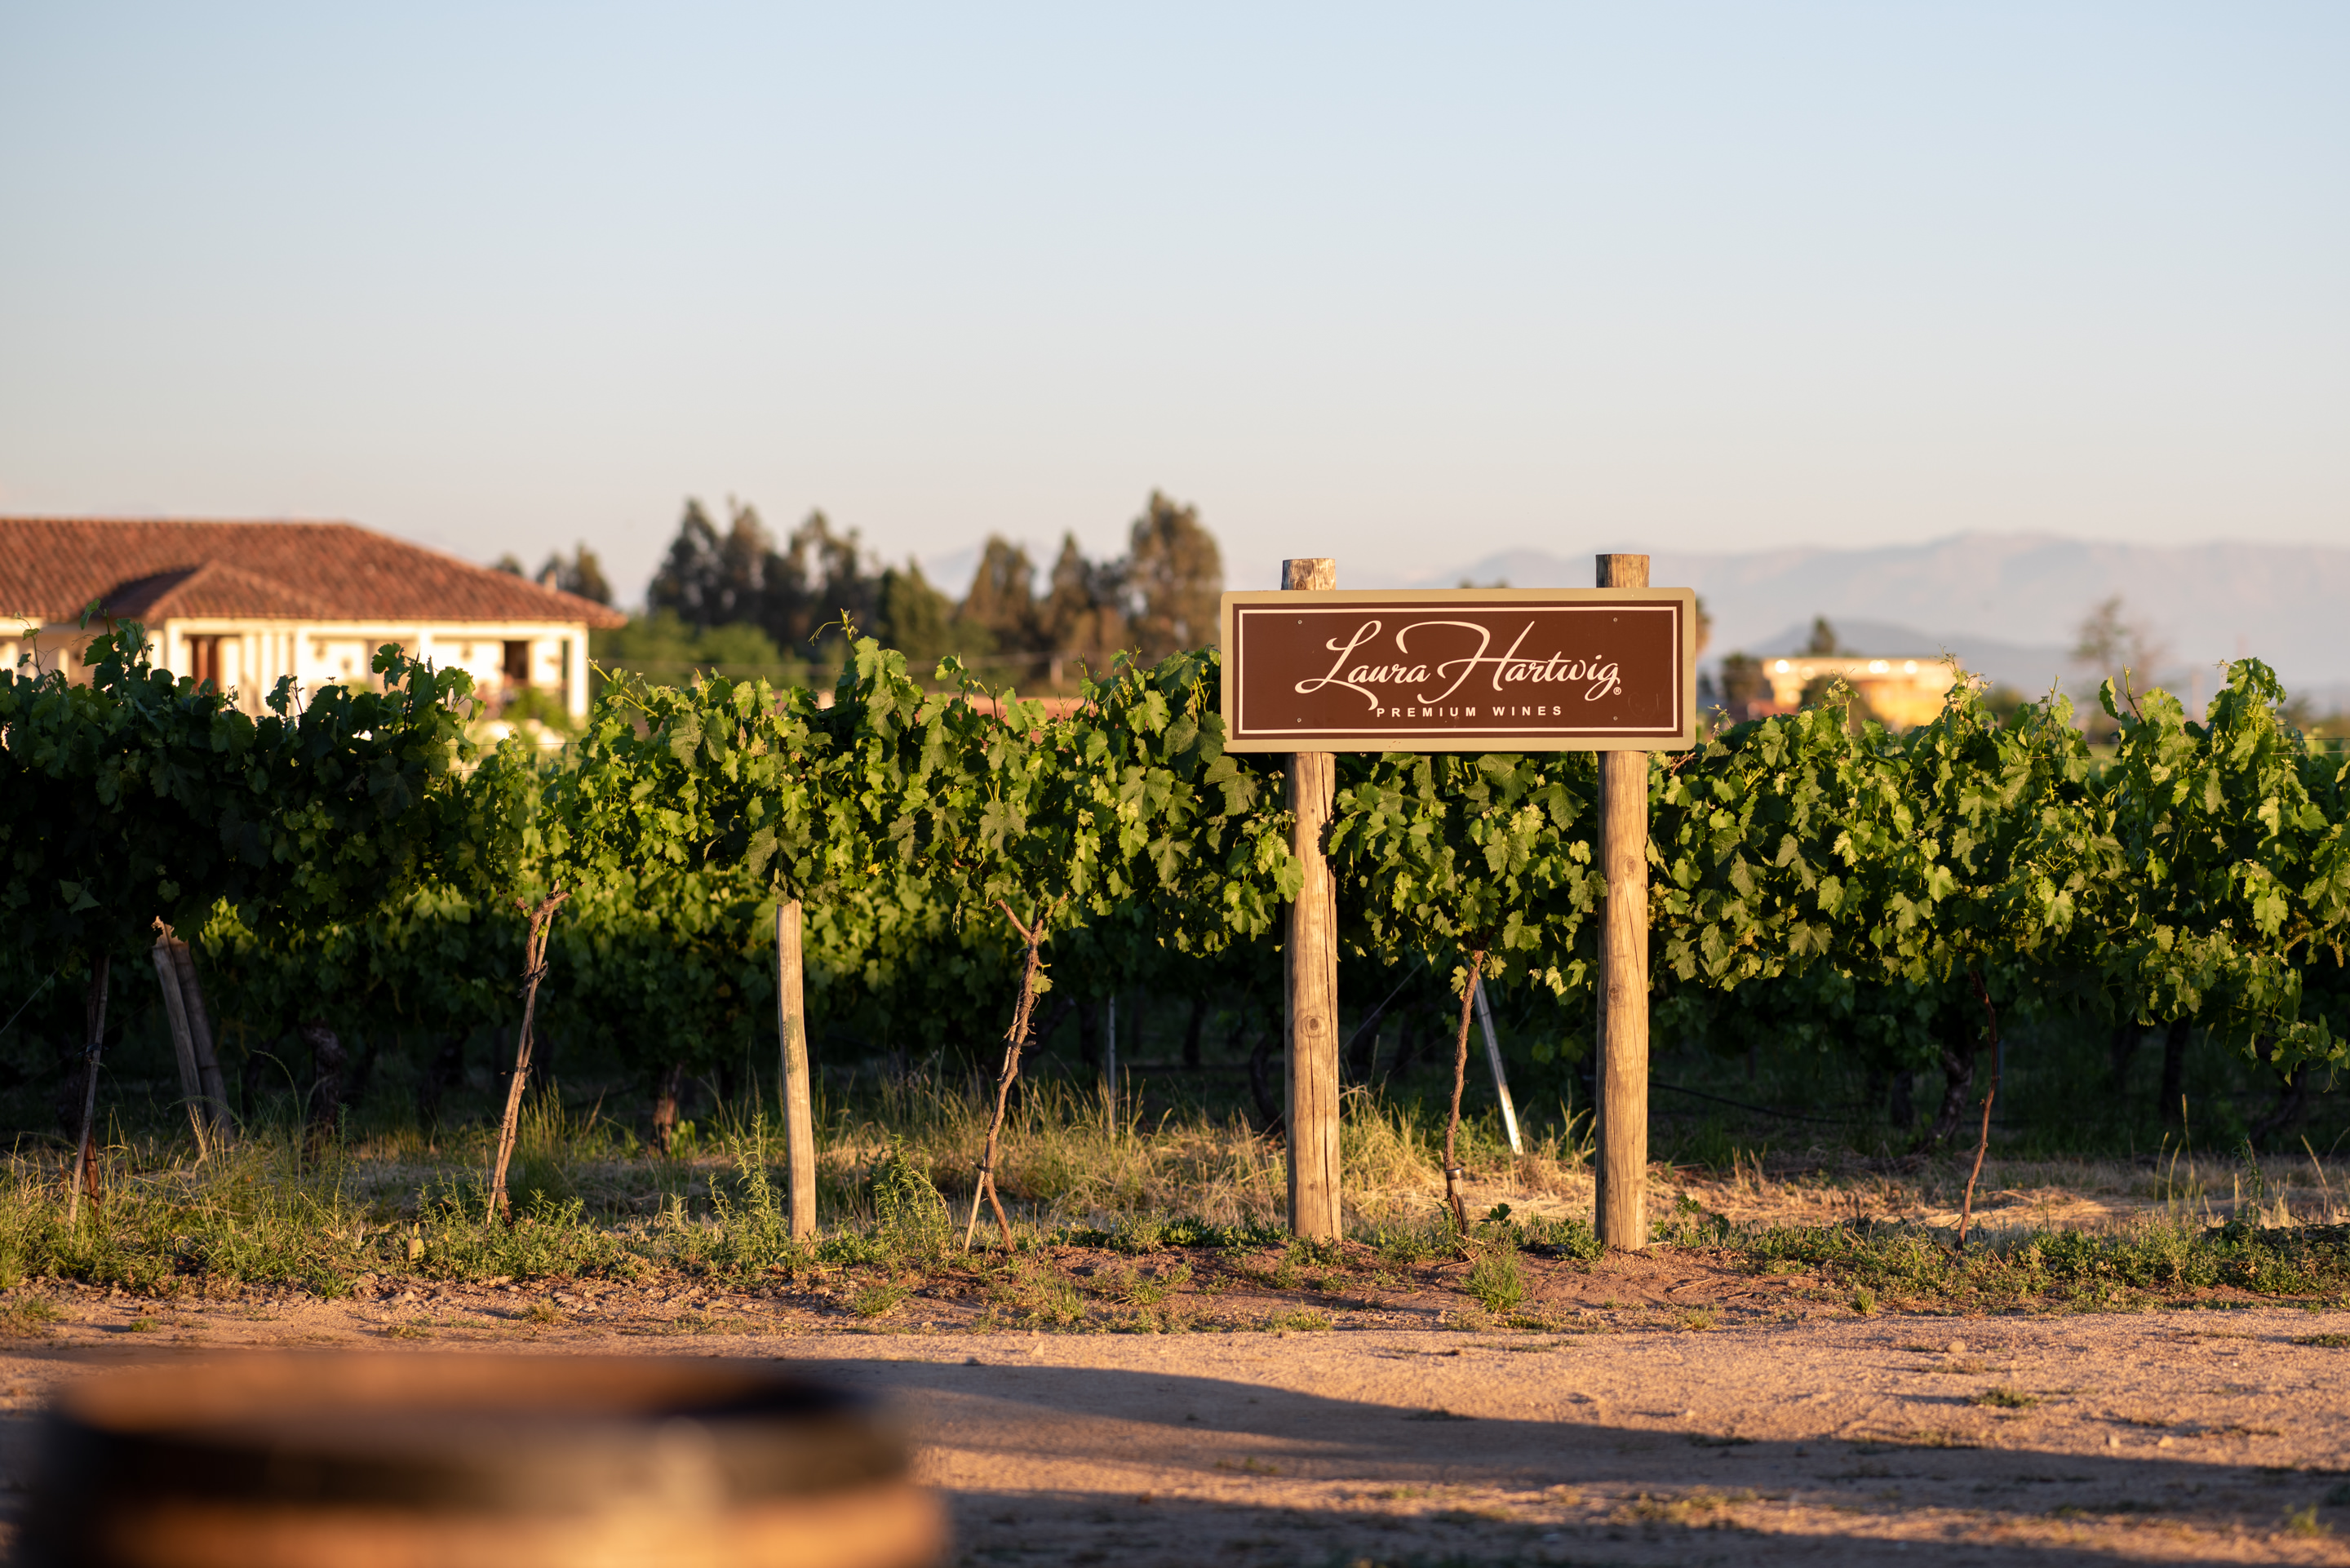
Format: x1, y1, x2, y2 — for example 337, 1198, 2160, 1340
0, 517, 625, 720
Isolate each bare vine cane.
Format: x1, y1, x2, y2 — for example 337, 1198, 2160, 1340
962, 901, 1053, 1254
1956, 971, 2002, 1248
1441, 949, 1488, 1234
64, 954, 112, 1226
489, 889, 570, 1223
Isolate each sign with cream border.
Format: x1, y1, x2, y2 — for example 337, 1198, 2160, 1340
1217, 588, 1698, 752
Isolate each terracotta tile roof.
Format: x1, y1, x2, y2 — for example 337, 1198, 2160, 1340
104, 561, 335, 622
0, 518, 628, 629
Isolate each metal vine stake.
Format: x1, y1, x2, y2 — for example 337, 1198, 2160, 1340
489, 888, 570, 1222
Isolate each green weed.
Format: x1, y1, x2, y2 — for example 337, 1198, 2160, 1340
850, 1277, 915, 1319
0, 1298, 60, 1337
1522, 1214, 1605, 1261
1465, 1249, 1527, 1314
1973, 1387, 2039, 1409
1000, 1269, 1084, 1327
869, 1136, 953, 1265
1740, 1215, 2350, 1311
1093, 1260, 1191, 1305
1367, 1217, 1443, 1267
417, 1183, 629, 1283
1292, 1236, 1346, 1269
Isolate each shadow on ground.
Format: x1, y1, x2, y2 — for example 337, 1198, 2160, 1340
838, 1358, 2348, 1566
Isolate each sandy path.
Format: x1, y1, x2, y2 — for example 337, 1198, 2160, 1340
4, 1299, 2349, 1564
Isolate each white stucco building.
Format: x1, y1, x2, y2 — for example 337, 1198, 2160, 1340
1752, 653, 1966, 729
1, 517, 626, 720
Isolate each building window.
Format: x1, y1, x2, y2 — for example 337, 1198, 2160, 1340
503, 640, 531, 685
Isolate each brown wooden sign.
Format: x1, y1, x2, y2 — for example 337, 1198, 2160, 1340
1218, 587, 1698, 752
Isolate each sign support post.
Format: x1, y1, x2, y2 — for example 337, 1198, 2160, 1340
1281, 556, 1343, 1239
1593, 553, 1652, 1251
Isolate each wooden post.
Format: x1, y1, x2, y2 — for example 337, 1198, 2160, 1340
1282, 556, 1342, 1239
775, 898, 818, 1241
149, 941, 209, 1153
1595, 552, 1651, 1250
166, 939, 233, 1135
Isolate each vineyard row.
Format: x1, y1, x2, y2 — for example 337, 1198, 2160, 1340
4, 623, 2346, 1161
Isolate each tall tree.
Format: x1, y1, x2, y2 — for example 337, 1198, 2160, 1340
1124, 491, 1222, 658
1717, 652, 1768, 718
715, 503, 774, 622
774, 510, 880, 658
876, 563, 958, 669
959, 536, 1040, 653
646, 500, 725, 627
648, 499, 774, 631
1040, 534, 1127, 668
2073, 596, 2166, 691
536, 544, 612, 605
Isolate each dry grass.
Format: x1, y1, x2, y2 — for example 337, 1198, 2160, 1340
1656, 1137, 2350, 1248
8, 1076, 2350, 1318
811, 1078, 1588, 1234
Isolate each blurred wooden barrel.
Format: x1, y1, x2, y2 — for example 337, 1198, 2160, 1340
22, 1352, 945, 1568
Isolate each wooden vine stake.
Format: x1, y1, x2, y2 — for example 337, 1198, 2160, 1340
775, 898, 818, 1240
1281, 556, 1344, 1241
962, 901, 1050, 1253
489, 889, 569, 1223
150, 923, 232, 1154
149, 937, 210, 1157
166, 934, 232, 1136
64, 954, 111, 1225
1594, 552, 1653, 1251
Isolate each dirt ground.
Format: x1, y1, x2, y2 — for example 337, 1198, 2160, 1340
3, 1271, 2350, 1566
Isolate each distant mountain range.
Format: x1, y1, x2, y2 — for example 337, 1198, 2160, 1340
1352, 533, 2349, 706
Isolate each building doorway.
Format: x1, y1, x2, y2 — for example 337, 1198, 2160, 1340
188, 636, 224, 689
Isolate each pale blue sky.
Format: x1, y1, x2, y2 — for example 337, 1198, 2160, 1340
2, 4, 2342, 605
